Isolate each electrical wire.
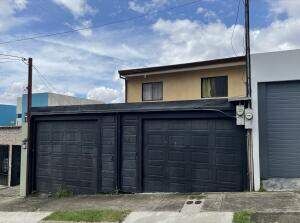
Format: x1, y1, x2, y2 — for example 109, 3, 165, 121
0, 0, 202, 45
0, 57, 22, 61
0, 53, 26, 59
0, 60, 22, 63
193, 108, 236, 119
20, 59, 57, 93
231, 0, 241, 57
32, 65, 58, 93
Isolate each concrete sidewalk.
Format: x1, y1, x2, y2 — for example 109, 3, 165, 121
1, 189, 300, 222
0, 212, 51, 223
123, 211, 233, 223
201, 192, 300, 212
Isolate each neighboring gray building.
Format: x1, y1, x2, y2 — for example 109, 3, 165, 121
251, 49, 300, 191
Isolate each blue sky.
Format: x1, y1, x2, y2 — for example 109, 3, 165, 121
0, 0, 300, 104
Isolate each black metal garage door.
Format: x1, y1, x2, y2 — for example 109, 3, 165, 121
143, 118, 246, 192
36, 120, 99, 194
259, 81, 300, 178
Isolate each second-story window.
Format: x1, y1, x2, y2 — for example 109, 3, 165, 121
201, 76, 228, 98
142, 82, 163, 101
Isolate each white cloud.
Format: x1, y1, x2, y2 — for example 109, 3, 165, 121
0, 82, 26, 105
152, 18, 245, 64
87, 86, 124, 103
53, 0, 96, 18
129, 0, 169, 13
196, 7, 205, 14
252, 18, 300, 52
66, 20, 93, 37
77, 20, 93, 37
14, 0, 27, 10
152, 6, 300, 64
0, 0, 29, 32
196, 7, 218, 20
269, 0, 300, 19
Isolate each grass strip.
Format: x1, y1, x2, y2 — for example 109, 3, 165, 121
44, 209, 130, 222
233, 211, 253, 223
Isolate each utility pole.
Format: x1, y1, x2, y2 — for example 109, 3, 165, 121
26, 57, 32, 195
245, 0, 251, 99
244, 0, 254, 191
27, 58, 32, 132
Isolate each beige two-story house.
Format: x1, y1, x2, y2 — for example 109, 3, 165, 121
119, 56, 246, 103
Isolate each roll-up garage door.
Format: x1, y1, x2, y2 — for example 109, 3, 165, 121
259, 81, 300, 178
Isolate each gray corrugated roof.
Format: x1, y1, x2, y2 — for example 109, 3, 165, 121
31, 99, 233, 116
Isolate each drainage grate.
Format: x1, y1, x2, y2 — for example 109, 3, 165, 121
186, 200, 193, 205
195, 200, 202, 205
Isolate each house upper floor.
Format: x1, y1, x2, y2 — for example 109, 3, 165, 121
119, 56, 246, 103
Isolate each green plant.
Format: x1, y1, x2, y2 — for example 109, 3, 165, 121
54, 186, 73, 198
44, 209, 131, 222
233, 211, 252, 223
259, 182, 266, 192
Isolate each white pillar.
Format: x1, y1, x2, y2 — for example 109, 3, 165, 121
251, 75, 261, 191
8, 145, 12, 187
20, 146, 27, 197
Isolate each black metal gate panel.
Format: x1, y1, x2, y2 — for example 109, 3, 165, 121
0, 146, 8, 186
11, 146, 21, 186
143, 119, 246, 192
36, 120, 99, 194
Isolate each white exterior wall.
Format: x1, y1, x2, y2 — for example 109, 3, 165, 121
48, 93, 102, 106
16, 97, 22, 126
251, 49, 300, 191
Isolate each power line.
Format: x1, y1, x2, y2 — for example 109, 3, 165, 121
231, 0, 241, 57
20, 59, 56, 93
0, 60, 21, 63
0, 53, 26, 59
0, 57, 22, 61
0, 0, 202, 45
32, 64, 58, 93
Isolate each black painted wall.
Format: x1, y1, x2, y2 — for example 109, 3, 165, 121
101, 116, 116, 192
121, 115, 139, 192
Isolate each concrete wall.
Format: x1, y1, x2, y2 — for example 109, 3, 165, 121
251, 49, 300, 191
126, 65, 246, 102
0, 127, 22, 187
48, 93, 101, 106
0, 127, 22, 145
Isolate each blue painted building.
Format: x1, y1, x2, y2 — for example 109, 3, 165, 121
0, 105, 16, 126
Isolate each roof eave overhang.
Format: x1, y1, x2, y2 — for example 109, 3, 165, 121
119, 61, 246, 78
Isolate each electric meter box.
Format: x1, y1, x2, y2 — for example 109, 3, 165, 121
245, 108, 253, 129
236, 105, 245, 126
